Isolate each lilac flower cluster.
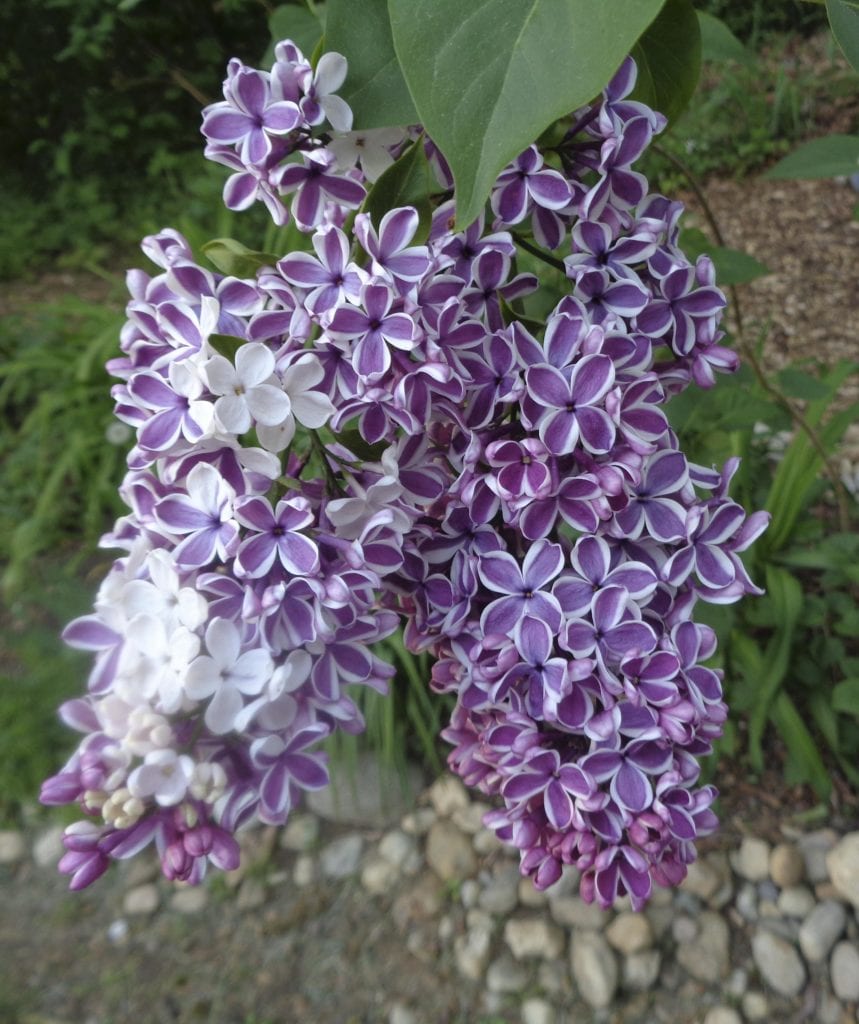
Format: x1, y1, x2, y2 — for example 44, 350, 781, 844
42, 44, 767, 909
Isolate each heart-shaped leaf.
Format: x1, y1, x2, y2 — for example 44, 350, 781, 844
697, 10, 754, 65
766, 134, 859, 179
325, 0, 417, 128
264, 4, 325, 66
361, 138, 436, 240
388, 0, 667, 228
631, 0, 701, 126
827, 0, 859, 72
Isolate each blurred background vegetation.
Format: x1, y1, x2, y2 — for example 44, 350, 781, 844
1, 0, 857, 825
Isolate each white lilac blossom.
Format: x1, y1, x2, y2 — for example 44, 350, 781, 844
41, 46, 768, 912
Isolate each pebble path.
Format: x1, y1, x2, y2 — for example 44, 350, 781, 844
2, 768, 859, 1023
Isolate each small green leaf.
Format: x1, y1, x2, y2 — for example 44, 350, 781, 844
201, 238, 279, 278
678, 229, 769, 284
697, 11, 754, 65
771, 692, 831, 798
776, 531, 859, 570
827, 0, 859, 72
336, 428, 389, 464
747, 566, 803, 770
361, 138, 435, 239
766, 134, 859, 179
209, 334, 246, 360
388, 0, 667, 228
631, 0, 702, 125
266, 4, 325, 64
709, 246, 770, 285
325, 0, 417, 128
833, 678, 859, 715
776, 367, 832, 400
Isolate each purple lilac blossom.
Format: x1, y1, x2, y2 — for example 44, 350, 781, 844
41, 45, 768, 913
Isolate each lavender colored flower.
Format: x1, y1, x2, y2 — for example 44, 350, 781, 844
202, 64, 301, 168
524, 355, 617, 455
42, 43, 767, 914
327, 282, 418, 379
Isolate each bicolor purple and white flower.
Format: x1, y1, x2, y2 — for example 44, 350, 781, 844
43, 46, 768, 914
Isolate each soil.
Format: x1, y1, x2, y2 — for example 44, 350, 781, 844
0, 173, 857, 1024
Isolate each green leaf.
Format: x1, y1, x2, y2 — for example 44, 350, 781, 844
388, 0, 667, 228
266, 4, 325, 64
678, 228, 769, 284
747, 566, 803, 770
336, 427, 389, 464
697, 10, 754, 65
776, 531, 859, 570
325, 0, 417, 128
776, 367, 832, 400
208, 334, 246, 361
763, 362, 859, 553
631, 0, 701, 125
827, 0, 859, 72
771, 692, 831, 798
833, 677, 859, 715
765, 134, 859, 179
361, 138, 435, 239
809, 690, 840, 755
201, 238, 279, 278
709, 246, 770, 285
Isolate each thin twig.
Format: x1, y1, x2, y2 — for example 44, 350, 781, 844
511, 232, 567, 273
167, 67, 212, 108
652, 144, 851, 530
310, 432, 345, 497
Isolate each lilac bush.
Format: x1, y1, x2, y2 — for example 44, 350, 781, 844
41, 41, 767, 910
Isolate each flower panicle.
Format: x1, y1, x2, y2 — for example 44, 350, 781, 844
43, 46, 767, 909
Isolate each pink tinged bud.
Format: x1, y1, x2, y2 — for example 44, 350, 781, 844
59, 849, 111, 890
162, 840, 194, 881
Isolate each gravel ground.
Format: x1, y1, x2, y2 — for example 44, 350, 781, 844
2, 769, 859, 1024
683, 176, 859, 459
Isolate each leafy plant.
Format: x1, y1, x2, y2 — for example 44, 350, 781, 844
0, 293, 128, 590
668, 355, 859, 798
642, 30, 855, 189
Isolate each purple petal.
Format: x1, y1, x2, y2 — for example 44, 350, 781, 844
237, 534, 277, 577
527, 364, 571, 408
478, 551, 522, 595
278, 251, 331, 287
612, 762, 651, 812
528, 169, 572, 210
516, 615, 552, 664
495, 177, 529, 224
576, 406, 616, 454
483, 595, 525, 636
203, 109, 252, 144
328, 305, 370, 336
541, 410, 581, 455
379, 207, 418, 257
285, 752, 329, 790
592, 585, 628, 631
278, 533, 319, 575
645, 451, 688, 495
695, 544, 736, 589
233, 69, 268, 118
574, 537, 610, 584
522, 541, 565, 589
643, 499, 687, 543
604, 621, 657, 657
570, 354, 614, 406
156, 497, 212, 533
545, 779, 574, 830
602, 281, 648, 316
